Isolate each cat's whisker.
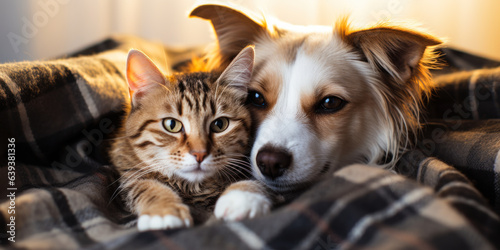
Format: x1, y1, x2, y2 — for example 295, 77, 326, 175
225, 163, 252, 178
108, 158, 165, 187
226, 163, 252, 174
218, 153, 250, 161
108, 162, 166, 204
225, 158, 252, 167
225, 158, 252, 169
222, 153, 251, 161
109, 160, 169, 197
223, 162, 250, 177
217, 168, 231, 182
219, 168, 238, 183
225, 158, 252, 168
219, 165, 239, 177
123, 163, 168, 183
108, 161, 176, 204
108, 166, 151, 192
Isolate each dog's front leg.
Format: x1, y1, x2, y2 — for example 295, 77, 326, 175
214, 180, 272, 221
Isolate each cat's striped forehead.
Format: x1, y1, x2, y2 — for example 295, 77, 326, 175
173, 72, 217, 116
169, 72, 243, 117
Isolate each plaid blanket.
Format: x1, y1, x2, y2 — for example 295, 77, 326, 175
1, 36, 500, 249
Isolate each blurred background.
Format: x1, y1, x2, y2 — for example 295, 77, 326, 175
1, 0, 500, 63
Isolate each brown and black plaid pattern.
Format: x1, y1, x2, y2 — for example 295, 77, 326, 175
1, 37, 500, 249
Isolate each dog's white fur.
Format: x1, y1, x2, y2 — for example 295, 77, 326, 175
214, 190, 271, 220
190, 5, 441, 194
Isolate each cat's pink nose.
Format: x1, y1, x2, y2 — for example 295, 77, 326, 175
190, 151, 207, 163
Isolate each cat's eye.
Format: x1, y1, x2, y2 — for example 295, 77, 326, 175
210, 117, 230, 133
316, 96, 346, 114
247, 91, 266, 108
163, 118, 183, 133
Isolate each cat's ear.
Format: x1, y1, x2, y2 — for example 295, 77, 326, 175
126, 49, 166, 105
218, 46, 255, 98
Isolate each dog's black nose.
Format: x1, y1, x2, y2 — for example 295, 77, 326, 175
256, 146, 292, 180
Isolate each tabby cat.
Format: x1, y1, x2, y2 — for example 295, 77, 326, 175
110, 46, 271, 231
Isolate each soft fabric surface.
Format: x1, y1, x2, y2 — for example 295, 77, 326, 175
1, 36, 500, 249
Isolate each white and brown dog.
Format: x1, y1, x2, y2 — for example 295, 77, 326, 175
190, 4, 441, 217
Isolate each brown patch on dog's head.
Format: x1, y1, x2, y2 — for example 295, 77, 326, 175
338, 19, 442, 161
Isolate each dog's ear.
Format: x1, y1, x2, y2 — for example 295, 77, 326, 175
190, 4, 267, 60
344, 27, 441, 83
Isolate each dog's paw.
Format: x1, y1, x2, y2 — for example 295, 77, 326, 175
214, 190, 271, 221
137, 204, 192, 231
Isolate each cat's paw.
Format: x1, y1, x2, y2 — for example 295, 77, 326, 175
137, 214, 190, 231
137, 204, 193, 231
214, 190, 271, 221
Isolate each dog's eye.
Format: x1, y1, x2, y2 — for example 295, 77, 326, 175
247, 91, 266, 107
317, 96, 346, 113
